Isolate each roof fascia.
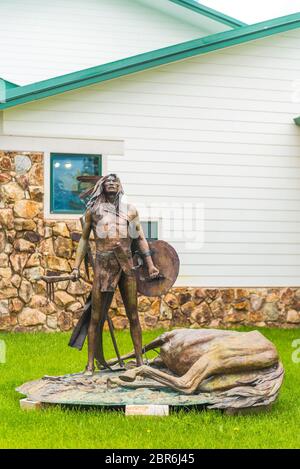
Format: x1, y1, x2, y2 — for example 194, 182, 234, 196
169, 0, 246, 28
1, 13, 300, 110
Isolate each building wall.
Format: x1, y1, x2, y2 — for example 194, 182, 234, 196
3, 31, 300, 287
0, 0, 226, 85
1, 150, 300, 332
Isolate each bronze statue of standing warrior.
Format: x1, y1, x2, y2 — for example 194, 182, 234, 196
66, 173, 178, 375
33, 174, 284, 409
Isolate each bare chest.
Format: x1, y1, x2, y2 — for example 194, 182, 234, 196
91, 205, 131, 240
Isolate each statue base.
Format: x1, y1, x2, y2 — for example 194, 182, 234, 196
16, 366, 281, 414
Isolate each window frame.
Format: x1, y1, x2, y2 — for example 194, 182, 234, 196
49, 152, 102, 216
141, 220, 159, 241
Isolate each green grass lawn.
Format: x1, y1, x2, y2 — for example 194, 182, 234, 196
0, 327, 299, 449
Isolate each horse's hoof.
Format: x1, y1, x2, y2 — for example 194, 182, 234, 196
119, 370, 137, 382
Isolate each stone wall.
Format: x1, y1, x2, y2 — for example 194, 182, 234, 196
1, 151, 300, 332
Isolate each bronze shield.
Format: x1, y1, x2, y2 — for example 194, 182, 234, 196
133, 240, 180, 297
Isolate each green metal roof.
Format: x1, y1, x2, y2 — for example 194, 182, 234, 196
294, 116, 300, 125
1, 13, 300, 111
0, 78, 19, 103
0, 79, 19, 90
169, 1, 246, 28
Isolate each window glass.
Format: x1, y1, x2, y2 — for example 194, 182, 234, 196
50, 153, 101, 214
141, 221, 158, 241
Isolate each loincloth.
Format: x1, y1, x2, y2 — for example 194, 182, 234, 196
94, 246, 135, 292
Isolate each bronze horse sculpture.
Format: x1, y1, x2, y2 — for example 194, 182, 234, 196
16, 327, 284, 412
107, 328, 284, 402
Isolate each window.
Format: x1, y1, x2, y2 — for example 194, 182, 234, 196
141, 221, 158, 241
50, 153, 102, 214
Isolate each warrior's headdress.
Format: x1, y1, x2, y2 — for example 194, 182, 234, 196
77, 173, 124, 212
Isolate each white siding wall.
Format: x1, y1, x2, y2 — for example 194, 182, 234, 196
3, 30, 300, 286
0, 0, 226, 86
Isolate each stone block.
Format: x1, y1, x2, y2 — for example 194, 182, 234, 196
54, 291, 74, 307
28, 186, 43, 202
0, 287, 18, 300
191, 303, 211, 324
14, 239, 35, 253
15, 154, 32, 174
26, 253, 41, 267
163, 293, 178, 309
19, 280, 33, 303
47, 316, 58, 330
46, 255, 71, 272
38, 238, 55, 256
262, 302, 279, 321
23, 266, 43, 282
177, 292, 192, 305
159, 300, 173, 320
14, 200, 41, 218
28, 164, 43, 185
250, 294, 264, 312
9, 298, 24, 313
67, 301, 82, 313
54, 236, 73, 258
0, 156, 12, 171
0, 233, 5, 253
0, 173, 11, 184
18, 308, 46, 326
0, 253, 8, 267
14, 218, 36, 231
57, 312, 73, 331
0, 181, 24, 203
287, 309, 300, 323
10, 252, 28, 273
0, 314, 11, 330
20, 398, 42, 411
29, 295, 49, 309
52, 222, 69, 237
125, 405, 169, 416
0, 208, 14, 229
0, 300, 9, 316
137, 296, 151, 312
181, 300, 194, 317
144, 313, 158, 328
67, 279, 90, 295
11, 274, 21, 288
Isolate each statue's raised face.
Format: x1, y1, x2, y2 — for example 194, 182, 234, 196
103, 174, 120, 196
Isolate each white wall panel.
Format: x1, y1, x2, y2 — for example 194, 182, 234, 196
0, 0, 223, 85
3, 30, 300, 286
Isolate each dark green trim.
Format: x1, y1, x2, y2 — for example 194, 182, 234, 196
0, 78, 19, 89
169, 0, 246, 28
1, 13, 300, 110
0, 79, 19, 103
50, 153, 102, 215
294, 116, 300, 125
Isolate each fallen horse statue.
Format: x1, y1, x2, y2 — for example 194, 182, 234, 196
108, 328, 284, 408
16, 328, 284, 412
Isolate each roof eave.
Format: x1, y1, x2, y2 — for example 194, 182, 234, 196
169, 0, 247, 28
1, 13, 300, 111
